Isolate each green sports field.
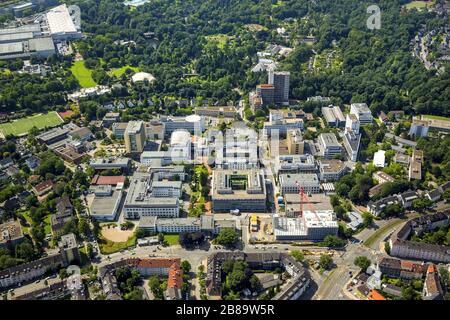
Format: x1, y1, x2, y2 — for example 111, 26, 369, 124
70, 60, 97, 88
0, 112, 63, 137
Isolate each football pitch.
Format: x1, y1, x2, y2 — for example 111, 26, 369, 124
0, 112, 64, 137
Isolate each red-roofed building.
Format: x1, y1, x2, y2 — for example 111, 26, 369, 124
102, 258, 183, 300
423, 264, 444, 300
91, 175, 126, 186
367, 289, 386, 300
33, 180, 54, 196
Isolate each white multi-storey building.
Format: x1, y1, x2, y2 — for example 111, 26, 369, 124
350, 103, 373, 125
279, 173, 321, 195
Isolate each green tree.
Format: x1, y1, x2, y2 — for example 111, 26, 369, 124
181, 260, 191, 274
354, 256, 371, 272
215, 228, 239, 247
291, 250, 304, 262
320, 235, 345, 248
319, 254, 333, 270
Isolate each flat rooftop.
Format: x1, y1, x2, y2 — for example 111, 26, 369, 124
319, 159, 346, 173
319, 133, 340, 147
212, 169, 266, 200
90, 190, 122, 216
125, 172, 179, 207
46, 4, 78, 34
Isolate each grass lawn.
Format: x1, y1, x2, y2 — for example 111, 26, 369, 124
70, 60, 97, 88
422, 114, 450, 121
99, 235, 137, 255
405, 1, 434, 10
19, 211, 52, 235
205, 34, 233, 50
109, 65, 140, 77
0, 111, 63, 137
43, 215, 52, 235
164, 234, 180, 246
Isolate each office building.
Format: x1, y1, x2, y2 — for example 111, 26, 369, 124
350, 103, 373, 125
124, 172, 180, 219
318, 133, 342, 159
272, 211, 338, 241
343, 131, 361, 162
90, 185, 124, 221
102, 113, 120, 128
318, 159, 348, 182
409, 118, 429, 138
195, 106, 237, 118
274, 154, 317, 176
286, 129, 305, 154
145, 120, 165, 140
89, 158, 131, 171
160, 115, 205, 136
322, 106, 345, 127
279, 173, 320, 195
268, 70, 290, 105
112, 122, 128, 139
212, 169, 267, 213
140, 151, 172, 166
215, 126, 258, 169
256, 84, 275, 106
345, 114, 360, 135
124, 121, 146, 154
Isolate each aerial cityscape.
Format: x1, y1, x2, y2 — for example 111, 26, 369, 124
0, 0, 449, 304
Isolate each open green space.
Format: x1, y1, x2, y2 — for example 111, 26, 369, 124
70, 60, 97, 88
422, 114, 450, 122
164, 234, 180, 246
98, 235, 137, 255
363, 219, 405, 248
109, 65, 140, 77
205, 34, 233, 49
404, 1, 434, 10
0, 111, 63, 137
19, 210, 52, 235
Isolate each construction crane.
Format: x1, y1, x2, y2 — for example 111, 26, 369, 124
295, 181, 321, 221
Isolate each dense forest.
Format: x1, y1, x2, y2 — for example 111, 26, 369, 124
0, 0, 449, 117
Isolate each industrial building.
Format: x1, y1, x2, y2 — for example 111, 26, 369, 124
0, 4, 81, 60
272, 211, 338, 241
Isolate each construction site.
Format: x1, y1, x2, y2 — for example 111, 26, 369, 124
249, 183, 338, 243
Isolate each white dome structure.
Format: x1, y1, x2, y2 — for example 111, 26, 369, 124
131, 72, 156, 83
169, 130, 191, 164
